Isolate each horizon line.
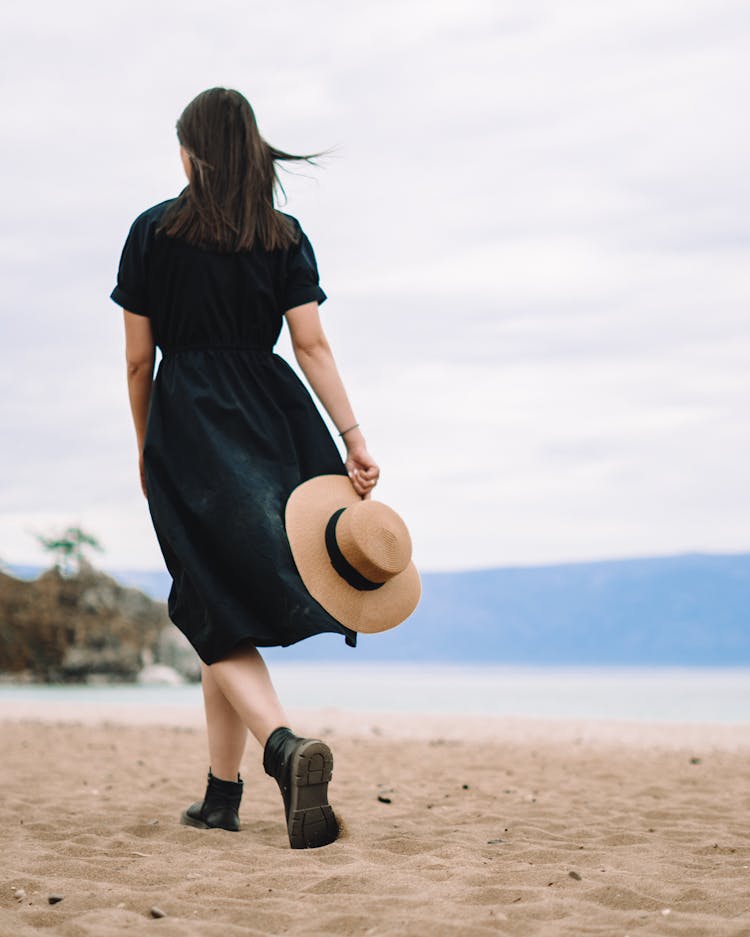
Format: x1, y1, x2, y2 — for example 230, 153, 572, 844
5, 547, 749, 579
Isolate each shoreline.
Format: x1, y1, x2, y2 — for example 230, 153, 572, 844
2, 663, 749, 730
2, 700, 749, 750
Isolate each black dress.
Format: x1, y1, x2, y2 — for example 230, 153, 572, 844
111, 198, 357, 663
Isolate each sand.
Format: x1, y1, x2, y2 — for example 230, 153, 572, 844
1, 708, 749, 937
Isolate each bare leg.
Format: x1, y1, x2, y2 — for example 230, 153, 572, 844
206, 644, 337, 849
200, 662, 248, 781
207, 643, 289, 748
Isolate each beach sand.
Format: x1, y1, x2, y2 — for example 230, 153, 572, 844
1, 708, 749, 937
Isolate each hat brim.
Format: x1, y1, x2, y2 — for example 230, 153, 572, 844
285, 475, 421, 634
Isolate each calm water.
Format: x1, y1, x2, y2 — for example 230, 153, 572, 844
1, 665, 748, 723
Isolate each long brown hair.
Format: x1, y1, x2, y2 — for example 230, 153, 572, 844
157, 88, 330, 253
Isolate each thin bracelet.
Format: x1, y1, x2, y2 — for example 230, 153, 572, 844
338, 422, 360, 437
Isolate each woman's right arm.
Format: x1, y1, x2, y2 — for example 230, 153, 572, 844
285, 302, 379, 499
123, 310, 156, 497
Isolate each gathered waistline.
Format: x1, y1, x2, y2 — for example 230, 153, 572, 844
161, 343, 274, 355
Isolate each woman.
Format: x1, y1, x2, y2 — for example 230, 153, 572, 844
111, 87, 379, 849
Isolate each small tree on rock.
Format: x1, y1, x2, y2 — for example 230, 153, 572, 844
36, 526, 104, 577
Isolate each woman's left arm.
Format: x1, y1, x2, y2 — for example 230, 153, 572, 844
123, 310, 156, 497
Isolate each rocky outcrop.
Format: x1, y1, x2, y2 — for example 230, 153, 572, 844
154, 625, 201, 682
0, 562, 199, 683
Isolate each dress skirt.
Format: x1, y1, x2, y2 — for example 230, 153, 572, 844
142, 345, 358, 664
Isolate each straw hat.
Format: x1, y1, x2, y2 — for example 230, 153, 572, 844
285, 475, 421, 634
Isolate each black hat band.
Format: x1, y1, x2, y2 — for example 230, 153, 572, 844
324, 508, 385, 592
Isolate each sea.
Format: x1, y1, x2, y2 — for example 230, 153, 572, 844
0, 664, 748, 723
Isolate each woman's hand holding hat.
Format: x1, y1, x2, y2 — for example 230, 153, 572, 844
345, 443, 380, 499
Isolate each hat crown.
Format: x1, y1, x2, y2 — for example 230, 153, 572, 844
336, 500, 412, 582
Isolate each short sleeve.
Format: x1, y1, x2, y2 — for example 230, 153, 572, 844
110, 213, 153, 317
281, 225, 328, 313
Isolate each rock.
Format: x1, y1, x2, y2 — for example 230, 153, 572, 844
137, 664, 184, 686
487, 838, 504, 844
568, 871, 582, 881
79, 582, 120, 614
150, 906, 167, 918
14, 888, 26, 900
377, 795, 392, 804
155, 626, 201, 681
48, 894, 64, 905
0, 565, 170, 682
62, 645, 142, 680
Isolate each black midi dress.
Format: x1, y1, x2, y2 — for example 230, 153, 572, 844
111, 198, 358, 663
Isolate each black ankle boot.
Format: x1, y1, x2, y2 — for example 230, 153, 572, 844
180, 770, 243, 832
263, 726, 338, 849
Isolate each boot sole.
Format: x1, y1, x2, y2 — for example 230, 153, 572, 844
287, 739, 338, 849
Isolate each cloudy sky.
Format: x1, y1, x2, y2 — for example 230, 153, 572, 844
1, 0, 748, 573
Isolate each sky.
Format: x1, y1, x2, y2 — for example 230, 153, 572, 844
1, 0, 748, 573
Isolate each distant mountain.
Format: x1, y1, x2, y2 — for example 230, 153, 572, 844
9, 553, 750, 665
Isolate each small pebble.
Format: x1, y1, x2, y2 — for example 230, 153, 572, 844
486, 838, 504, 844
568, 871, 582, 881
377, 795, 392, 804
150, 906, 167, 919
689, 757, 702, 765
462, 784, 470, 790
661, 908, 671, 916
48, 894, 64, 905
14, 889, 26, 901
